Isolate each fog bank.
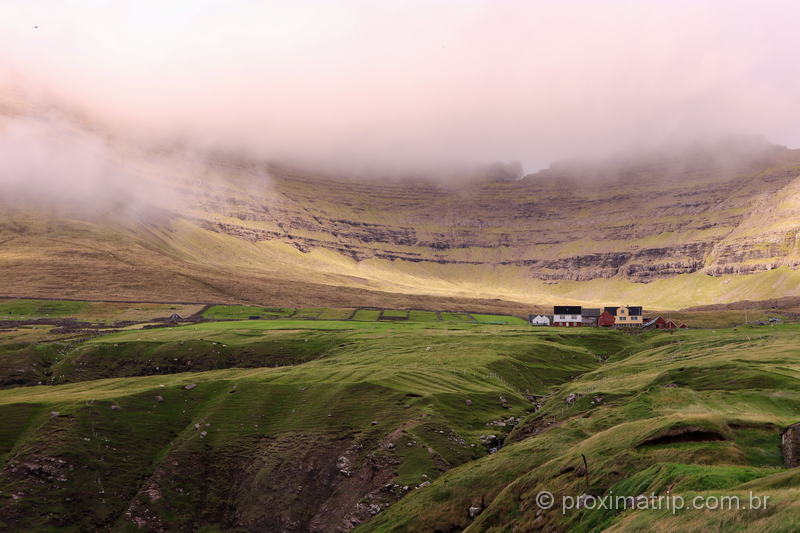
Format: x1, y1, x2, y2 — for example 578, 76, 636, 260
1, 1, 800, 174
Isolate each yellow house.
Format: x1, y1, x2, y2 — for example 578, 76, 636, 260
604, 305, 643, 326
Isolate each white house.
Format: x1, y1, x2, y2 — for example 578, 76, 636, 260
553, 306, 582, 327
530, 314, 551, 326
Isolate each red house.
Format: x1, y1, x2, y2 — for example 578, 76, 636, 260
598, 310, 616, 327
643, 316, 667, 329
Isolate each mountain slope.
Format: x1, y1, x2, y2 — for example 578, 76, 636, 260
3, 99, 800, 310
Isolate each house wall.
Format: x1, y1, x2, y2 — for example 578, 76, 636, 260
553, 313, 582, 326
614, 306, 642, 326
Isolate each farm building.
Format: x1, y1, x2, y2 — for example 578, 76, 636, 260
605, 305, 643, 326
598, 310, 615, 327
582, 308, 601, 326
553, 306, 582, 327
642, 316, 668, 329
529, 314, 551, 326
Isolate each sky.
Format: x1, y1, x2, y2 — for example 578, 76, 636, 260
1, 0, 800, 174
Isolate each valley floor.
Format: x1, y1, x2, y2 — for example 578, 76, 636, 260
0, 299, 798, 532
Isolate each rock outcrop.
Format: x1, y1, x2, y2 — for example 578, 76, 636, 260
782, 423, 800, 468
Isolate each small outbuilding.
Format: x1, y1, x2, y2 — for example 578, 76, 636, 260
529, 315, 551, 326
643, 316, 667, 329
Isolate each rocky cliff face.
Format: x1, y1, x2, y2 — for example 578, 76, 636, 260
4, 93, 800, 307
187, 147, 800, 285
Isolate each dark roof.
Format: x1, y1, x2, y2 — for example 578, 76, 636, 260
582, 308, 601, 317
554, 305, 581, 314
604, 306, 642, 316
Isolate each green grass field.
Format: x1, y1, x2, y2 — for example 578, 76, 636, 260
1, 299, 799, 531
201, 304, 294, 320
0, 299, 88, 318
471, 313, 529, 325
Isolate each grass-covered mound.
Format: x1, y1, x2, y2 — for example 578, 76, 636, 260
0, 320, 622, 531
1, 315, 799, 532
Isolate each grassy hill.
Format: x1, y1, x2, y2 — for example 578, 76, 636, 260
0, 301, 799, 531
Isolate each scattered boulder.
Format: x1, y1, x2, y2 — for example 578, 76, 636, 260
50, 411, 60, 418
465, 399, 473, 406
110, 405, 121, 411
565, 393, 580, 405
184, 383, 197, 391
336, 456, 352, 477
487, 416, 520, 427
154, 395, 164, 403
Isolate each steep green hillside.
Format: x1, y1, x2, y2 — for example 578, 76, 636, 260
0, 307, 799, 532
365, 326, 800, 532
0, 318, 616, 531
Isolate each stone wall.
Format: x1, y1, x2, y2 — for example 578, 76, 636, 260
781, 423, 800, 468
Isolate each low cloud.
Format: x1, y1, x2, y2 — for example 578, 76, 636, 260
1, 1, 799, 178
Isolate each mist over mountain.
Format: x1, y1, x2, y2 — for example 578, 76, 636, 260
5, 4, 800, 533
3, 1, 800, 173
2, 94, 800, 312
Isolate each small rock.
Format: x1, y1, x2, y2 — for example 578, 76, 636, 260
110, 405, 121, 411
469, 505, 482, 519
200, 431, 207, 438
184, 383, 197, 391
387, 442, 395, 449
154, 395, 164, 403
565, 393, 579, 404
465, 399, 473, 406
371, 420, 379, 425
50, 411, 60, 417
416, 481, 430, 489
